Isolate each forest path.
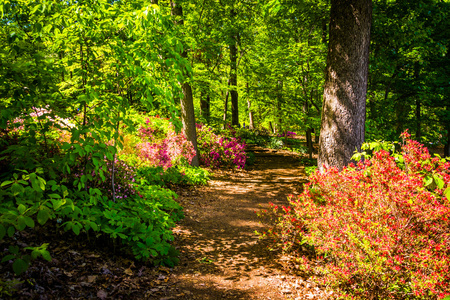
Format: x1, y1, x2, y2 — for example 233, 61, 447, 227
165, 146, 327, 300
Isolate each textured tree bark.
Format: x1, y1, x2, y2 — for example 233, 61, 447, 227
318, 0, 372, 171
180, 82, 199, 166
171, 1, 199, 166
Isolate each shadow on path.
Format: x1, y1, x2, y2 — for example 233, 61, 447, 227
167, 146, 310, 300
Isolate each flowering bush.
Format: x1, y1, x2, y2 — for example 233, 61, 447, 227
77, 158, 137, 201
263, 132, 450, 299
196, 124, 247, 169
278, 131, 297, 138
134, 117, 196, 169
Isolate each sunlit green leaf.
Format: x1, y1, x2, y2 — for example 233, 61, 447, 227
424, 176, 433, 187
17, 204, 26, 215
433, 174, 445, 190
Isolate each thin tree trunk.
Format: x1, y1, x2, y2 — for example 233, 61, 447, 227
180, 82, 199, 165
303, 99, 314, 159
416, 98, 421, 141
200, 83, 210, 123
230, 28, 239, 126
269, 122, 275, 134
306, 129, 313, 159
445, 106, 450, 157
277, 81, 283, 133
222, 79, 230, 128
247, 83, 254, 129
318, 0, 372, 171
394, 92, 415, 136
171, 1, 199, 166
445, 127, 450, 157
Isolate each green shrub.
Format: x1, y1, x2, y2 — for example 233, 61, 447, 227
0, 169, 184, 274
136, 165, 209, 187
268, 137, 284, 149
246, 151, 256, 166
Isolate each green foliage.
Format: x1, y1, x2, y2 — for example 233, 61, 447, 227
369, 0, 450, 144
304, 166, 317, 176
246, 151, 256, 166
0, 279, 23, 297
0, 0, 199, 275
0, 167, 185, 273
268, 136, 284, 149
235, 129, 268, 147
180, 166, 210, 186
290, 144, 308, 155
136, 165, 209, 187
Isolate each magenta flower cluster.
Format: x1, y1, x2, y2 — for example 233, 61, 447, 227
278, 131, 296, 138
196, 124, 247, 169
136, 117, 196, 169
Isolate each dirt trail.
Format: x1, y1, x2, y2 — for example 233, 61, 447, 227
165, 146, 325, 300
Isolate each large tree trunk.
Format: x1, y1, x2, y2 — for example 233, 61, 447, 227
318, 0, 372, 171
171, 1, 199, 166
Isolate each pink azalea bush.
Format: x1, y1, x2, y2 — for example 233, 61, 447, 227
278, 131, 297, 138
196, 123, 247, 169
263, 132, 450, 299
134, 117, 196, 169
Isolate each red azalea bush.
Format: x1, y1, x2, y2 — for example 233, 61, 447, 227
265, 132, 450, 299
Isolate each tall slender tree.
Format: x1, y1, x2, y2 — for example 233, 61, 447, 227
171, 0, 200, 166
318, 0, 372, 170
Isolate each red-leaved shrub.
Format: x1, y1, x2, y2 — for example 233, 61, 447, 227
266, 132, 450, 299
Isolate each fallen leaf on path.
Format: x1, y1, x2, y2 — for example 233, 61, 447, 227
97, 290, 108, 299
63, 270, 73, 277
124, 268, 133, 276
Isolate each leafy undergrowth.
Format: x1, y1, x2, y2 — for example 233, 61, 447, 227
260, 132, 450, 299
0, 107, 264, 297
0, 110, 214, 296
0, 217, 183, 299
